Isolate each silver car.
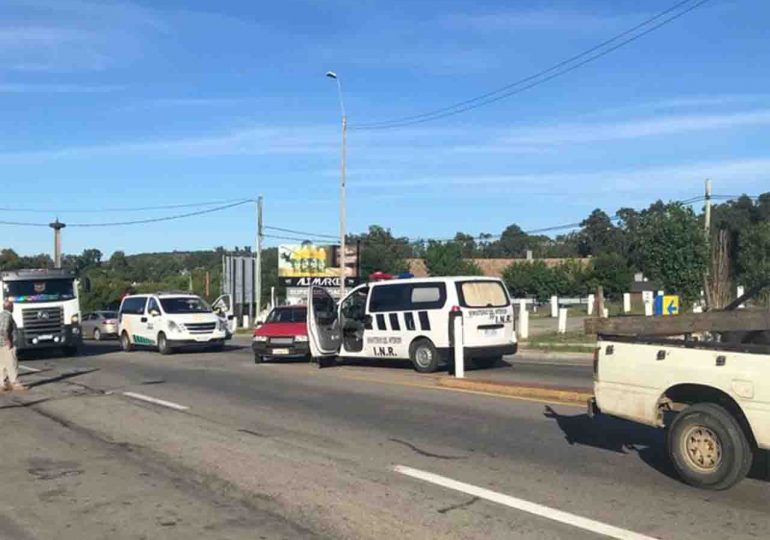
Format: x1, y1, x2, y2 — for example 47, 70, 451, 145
82, 311, 119, 341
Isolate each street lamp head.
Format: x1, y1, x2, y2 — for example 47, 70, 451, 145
325, 71, 338, 79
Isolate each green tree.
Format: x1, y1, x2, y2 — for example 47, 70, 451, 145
590, 253, 633, 298
628, 202, 707, 301
424, 242, 481, 276
736, 222, 770, 290
577, 209, 622, 257
352, 225, 412, 277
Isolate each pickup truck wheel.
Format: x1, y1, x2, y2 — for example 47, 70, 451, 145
667, 403, 753, 490
410, 339, 439, 373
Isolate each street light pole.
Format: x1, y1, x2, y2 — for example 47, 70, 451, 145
326, 71, 347, 298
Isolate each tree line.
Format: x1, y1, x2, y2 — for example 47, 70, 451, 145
1, 192, 768, 308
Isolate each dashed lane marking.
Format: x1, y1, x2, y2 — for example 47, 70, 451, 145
393, 465, 658, 540
122, 392, 189, 411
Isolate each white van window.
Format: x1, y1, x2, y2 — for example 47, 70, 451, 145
121, 297, 147, 315
411, 286, 441, 304
457, 281, 508, 308
370, 282, 446, 312
160, 297, 211, 314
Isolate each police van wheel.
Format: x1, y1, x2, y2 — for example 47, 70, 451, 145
158, 333, 173, 355
410, 339, 439, 373
120, 332, 134, 352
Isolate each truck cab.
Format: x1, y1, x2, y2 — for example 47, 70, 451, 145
0, 268, 83, 356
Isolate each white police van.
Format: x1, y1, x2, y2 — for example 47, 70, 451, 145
307, 276, 516, 372
118, 292, 230, 355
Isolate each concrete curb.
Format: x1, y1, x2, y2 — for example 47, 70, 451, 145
437, 377, 593, 404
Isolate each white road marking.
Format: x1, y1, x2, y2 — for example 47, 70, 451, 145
393, 465, 657, 540
122, 392, 189, 411
18, 364, 42, 373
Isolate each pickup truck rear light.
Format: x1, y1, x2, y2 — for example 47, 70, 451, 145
593, 347, 600, 378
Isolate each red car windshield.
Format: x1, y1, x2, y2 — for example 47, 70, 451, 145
265, 308, 306, 324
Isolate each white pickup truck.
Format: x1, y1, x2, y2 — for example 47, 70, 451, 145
587, 299, 770, 490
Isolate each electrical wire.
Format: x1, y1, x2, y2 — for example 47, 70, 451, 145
0, 199, 253, 228
0, 198, 255, 214
263, 225, 338, 240
351, 0, 712, 130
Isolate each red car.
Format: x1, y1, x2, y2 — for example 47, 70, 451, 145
252, 305, 310, 363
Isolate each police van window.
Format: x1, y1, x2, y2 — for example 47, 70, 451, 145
457, 281, 509, 308
370, 283, 446, 312
147, 298, 161, 314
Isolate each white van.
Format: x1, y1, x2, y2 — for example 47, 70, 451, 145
307, 276, 517, 372
118, 292, 230, 355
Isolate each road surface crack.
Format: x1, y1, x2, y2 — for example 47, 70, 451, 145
438, 496, 479, 514
388, 438, 466, 460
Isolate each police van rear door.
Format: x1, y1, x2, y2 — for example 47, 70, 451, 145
456, 280, 514, 348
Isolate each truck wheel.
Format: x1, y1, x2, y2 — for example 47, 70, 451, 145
120, 332, 134, 352
410, 339, 439, 373
667, 403, 753, 490
157, 333, 173, 355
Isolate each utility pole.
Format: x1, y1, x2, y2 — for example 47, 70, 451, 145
205, 271, 210, 298
326, 71, 347, 297
704, 178, 712, 234
49, 219, 66, 268
255, 196, 263, 322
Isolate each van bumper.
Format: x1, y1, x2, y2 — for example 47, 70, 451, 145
464, 343, 518, 358
167, 337, 227, 349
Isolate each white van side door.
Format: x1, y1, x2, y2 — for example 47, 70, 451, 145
306, 286, 341, 358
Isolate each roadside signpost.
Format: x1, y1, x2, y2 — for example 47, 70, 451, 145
653, 294, 680, 316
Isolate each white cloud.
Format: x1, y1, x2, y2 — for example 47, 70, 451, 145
441, 8, 634, 31
0, 83, 124, 93
0, 125, 336, 161
503, 110, 770, 146
350, 158, 770, 198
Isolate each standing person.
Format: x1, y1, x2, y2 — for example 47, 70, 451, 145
0, 299, 25, 392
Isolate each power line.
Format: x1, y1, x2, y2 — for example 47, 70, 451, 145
0, 198, 254, 214
351, 0, 712, 130
263, 225, 338, 240
0, 199, 253, 228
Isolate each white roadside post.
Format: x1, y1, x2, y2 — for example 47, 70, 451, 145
270, 286, 276, 310
557, 308, 568, 334
586, 294, 595, 316
693, 304, 703, 313
644, 300, 653, 317
243, 315, 250, 328
736, 285, 745, 309
550, 296, 558, 318
453, 315, 464, 379
602, 307, 609, 318
623, 293, 631, 313
518, 301, 529, 341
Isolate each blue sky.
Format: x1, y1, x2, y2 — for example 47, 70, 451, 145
1, 0, 768, 256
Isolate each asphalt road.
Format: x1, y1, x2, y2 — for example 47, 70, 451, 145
1, 339, 768, 540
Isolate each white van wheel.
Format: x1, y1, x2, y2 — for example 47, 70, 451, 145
158, 333, 173, 355
120, 332, 134, 352
410, 339, 439, 373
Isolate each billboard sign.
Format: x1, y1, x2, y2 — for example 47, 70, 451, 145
278, 242, 358, 288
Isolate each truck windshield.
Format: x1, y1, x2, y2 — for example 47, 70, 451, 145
159, 297, 212, 314
3, 279, 76, 303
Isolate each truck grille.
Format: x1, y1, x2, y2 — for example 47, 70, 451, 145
22, 307, 64, 336
185, 322, 216, 334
